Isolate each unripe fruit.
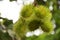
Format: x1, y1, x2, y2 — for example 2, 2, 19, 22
35, 5, 52, 21
21, 5, 34, 18
41, 21, 53, 32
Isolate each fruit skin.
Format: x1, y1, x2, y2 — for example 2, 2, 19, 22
41, 21, 54, 32
34, 5, 53, 32
21, 4, 34, 18
13, 18, 28, 38
34, 5, 52, 21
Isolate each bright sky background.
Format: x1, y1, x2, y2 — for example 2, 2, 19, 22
0, 0, 34, 23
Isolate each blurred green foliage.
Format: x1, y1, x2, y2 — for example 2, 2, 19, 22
3, 18, 13, 27
0, 17, 13, 40
0, 30, 12, 40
